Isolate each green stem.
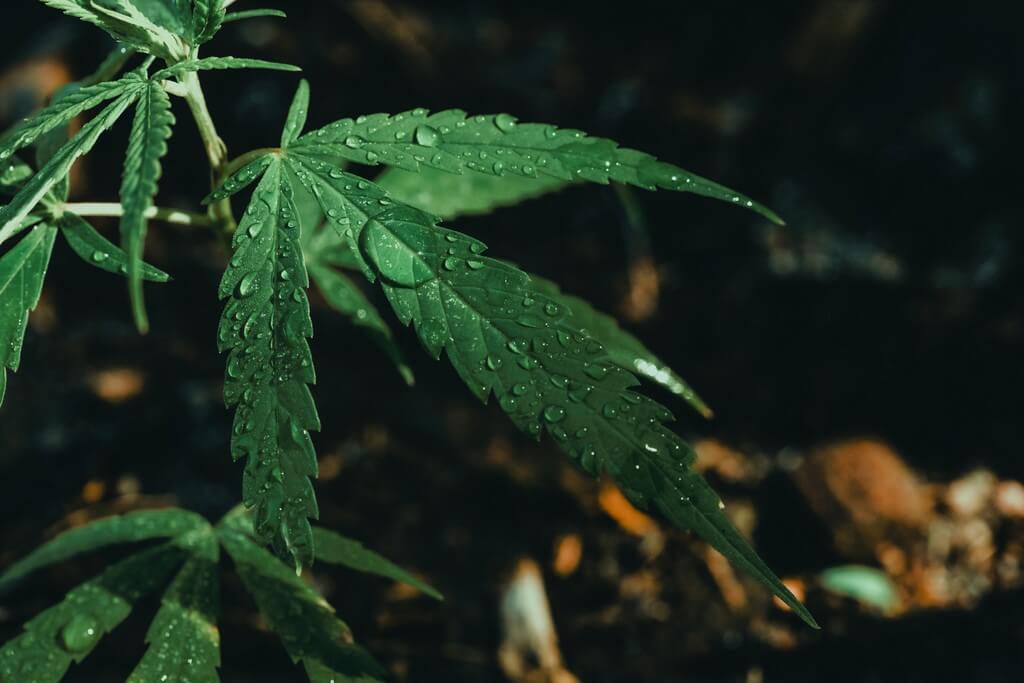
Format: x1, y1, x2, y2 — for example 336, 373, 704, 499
179, 70, 236, 233
62, 202, 216, 228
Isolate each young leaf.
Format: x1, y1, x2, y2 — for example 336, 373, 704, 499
204, 152, 274, 202
530, 274, 712, 418
60, 212, 171, 282
292, 109, 783, 224
0, 508, 208, 593
152, 57, 301, 81
190, 0, 226, 45
0, 92, 140, 246
375, 165, 569, 220
0, 75, 140, 165
0, 224, 57, 409
223, 8, 287, 23
0, 543, 186, 683
127, 534, 221, 683
220, 528, 386, 683
308, 262, 414, 386
311, 527, 441, 600
40, 0, 188, 60
283, 156, 815, 627
281, 80, 310, 148
120, 80, 175, 333
218, 159, 320, 570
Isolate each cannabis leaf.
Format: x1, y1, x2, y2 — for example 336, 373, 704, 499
218, 158, 320, 570
0, 89, 141, 246
189, 0, 226, 45
0, 74, 140, 169
120, 80, 175, 332
220, 525, 386, 683
312, 527, 441, 600
223, 8, 287, 23
40, 0, 189, 61
60, 212, 171, 282
0, 508, 206, 592
0, 224, 57, 409
127, 534, 221, 683
271, 145, 815, 626
0, 543, 187, 683
291, 109, 783, 224
375, 165, 569, 220
151, 57, 301, 81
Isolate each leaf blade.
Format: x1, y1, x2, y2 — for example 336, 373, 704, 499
293, 109, 783, 224
0, 91, 140, 246
0, 224, 57, 409
220, 527, 385, 683
281, 79, 310, 148
218, 159, 320, 569
312, 527, 441, 600
0, 508, 209, 593
60, 212, 171, 282
152, 56, 301, 81
120, 81, 176, 332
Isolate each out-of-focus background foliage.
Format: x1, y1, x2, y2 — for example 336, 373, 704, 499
2, 1, 1022, 681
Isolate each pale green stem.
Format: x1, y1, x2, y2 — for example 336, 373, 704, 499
178, 70, 236, 233
62, 202, 216, 228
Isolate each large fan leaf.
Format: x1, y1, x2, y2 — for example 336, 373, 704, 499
292, 109, 782, 224
220, 526, 385, 683
0, 91, 140, 246
60, 212, 170, 282
279, 150, 815, 627
311, 527, 441, 600
0, 508, 208, 593
127, 532, 221, 683
120, 80, 175, 333
375, 165, 568, 220
218, 158, 320, 570
0, 543, 186, 683
0, 224, 57, 409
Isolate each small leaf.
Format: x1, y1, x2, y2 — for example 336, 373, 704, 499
293, 109, 783, 224
191, 0, 226, 44
40, 0, 188, 60
60, 212, 171, 283
281, 80, 310, 148
0, 91, 140, 246
218, 159, 320, 569
152, 57, 301, 81
820, 565, 899, 613
0, 543, 186, 683
0, 508, 208, 593
0, 224, 57, 409
223, 8, 287, 23
220, 528, 386, 683
0, 75, 139, 166
312, 527, 441, 600
308, 262, 414, 386
376, 165, 568, 220
127, 533, 222, 683
120, 80, 175, 333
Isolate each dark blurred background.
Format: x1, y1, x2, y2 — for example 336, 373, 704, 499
1, 1, 1023, 681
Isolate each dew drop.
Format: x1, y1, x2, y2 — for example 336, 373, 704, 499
414, 125, 440, 147
238, 272, 258, 297
543, 405, 566, 423
344, 135, 365, 149
494, 113, 518, 132
61, 614, 100, 653
90, 250, 109, 263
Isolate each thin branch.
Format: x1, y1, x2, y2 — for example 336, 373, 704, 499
62, 203, 216, 228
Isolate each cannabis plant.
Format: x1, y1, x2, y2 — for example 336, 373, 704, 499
0, 1, 817, 680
